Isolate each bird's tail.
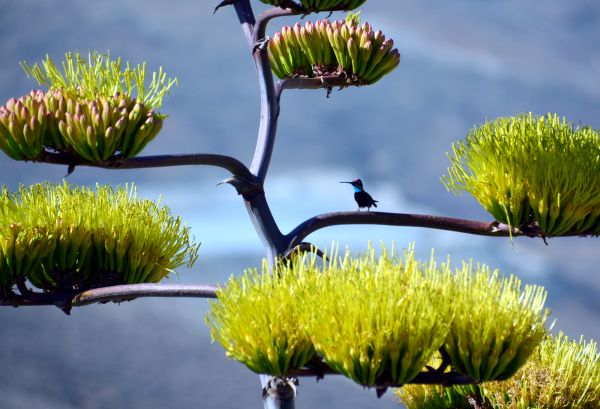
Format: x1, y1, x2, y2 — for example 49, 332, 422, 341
373, 201, 378, 207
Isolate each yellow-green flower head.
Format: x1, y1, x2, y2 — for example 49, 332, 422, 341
302, 244, 454, 386
268, 16, 400, 85
0, 182, 199, 296
398, 380, 480, 409
0, 91, 47, 160
0, 89, 163, 162
0, 51, 176, 163
484, 332, 600, 409
206, 243, 549, 388
443, 113, 600, 236
206, 259, 315, 376
443, 264, 549, 382
399, 333, 599, 409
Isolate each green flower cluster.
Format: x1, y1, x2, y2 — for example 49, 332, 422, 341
445, 265, 548, 382
399, 333, 600, 409
206, 259, 315, 376
0, 52, 175, 162
268, 17, 400, 84
304, 245, 453, 386
398, 378, 480, 409
443, 113, 600, 236
0, 91, 46, 160
206, 244, 548, 387
0, 89, 161, 161
0, 183, 199, 296
259, 0, 366, 12
484, 332, 599, 409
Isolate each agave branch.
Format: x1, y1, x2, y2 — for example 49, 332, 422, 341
0, 289, 74, 309
71, 283, 218, 306
238, 2, 312, 182
285, 211, 559, 250
39, 151, 254, 181
275, 76, 351, 100
231, 0, 290, 264
239, 2, 284, 183
233, 1, 256, 49
253, 7, 302, 47
287, 361, 474, 387
1, 283, 218, 312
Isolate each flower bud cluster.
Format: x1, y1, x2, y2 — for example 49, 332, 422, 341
269, 18, 400, 85
0, 89, 163, 162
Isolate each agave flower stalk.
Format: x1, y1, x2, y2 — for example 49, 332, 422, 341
443, 113, 600, 236
0, 182, 199, 296
269, 16, 400, 85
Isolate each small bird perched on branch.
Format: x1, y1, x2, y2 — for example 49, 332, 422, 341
341, 179, 378, 211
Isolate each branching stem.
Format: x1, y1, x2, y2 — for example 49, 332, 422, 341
285, 211, 572, 251
71, 283, 218, 306
39, 151, 254, 180
275, 76, 351, 100
287, 357, 474, 386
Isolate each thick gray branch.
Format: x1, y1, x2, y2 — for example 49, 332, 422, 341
275, 76, 352, 99
233, 0, 256, 48
286, 211, 527, 250
71, 284, 218, 306
253, 7, 300, 46
288, 366, 474, 387
233, 4, 294, 409
39, 151, 254, 180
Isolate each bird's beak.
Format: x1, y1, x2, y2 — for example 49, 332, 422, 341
340, 181, 352, 184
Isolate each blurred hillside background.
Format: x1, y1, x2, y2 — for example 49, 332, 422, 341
0, 0, 599, 408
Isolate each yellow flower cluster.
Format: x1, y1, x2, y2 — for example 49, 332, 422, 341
207, 244, 549, 387
399, 333, 600, 409
443, 113, 600, 236
0, 182, 199, 295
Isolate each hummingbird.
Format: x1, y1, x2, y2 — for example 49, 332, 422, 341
340, 179, 378, 211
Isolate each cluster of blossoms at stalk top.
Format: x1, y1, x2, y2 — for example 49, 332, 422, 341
268, 17, 400, 85
0, 183, 199, 298
443, 113, 600, 236
0, 51, 175, 163
0, 89, 162, 161
207, 245, 549, 387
